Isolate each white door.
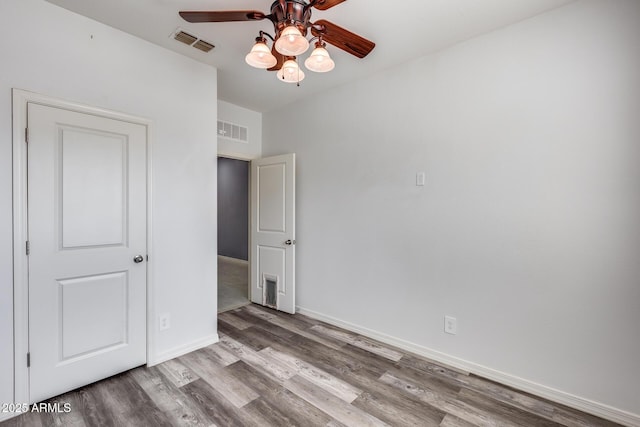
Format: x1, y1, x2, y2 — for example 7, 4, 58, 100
27, 103, 147, 403
250, 154, 296, 314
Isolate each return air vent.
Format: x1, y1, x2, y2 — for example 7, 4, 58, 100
217, 120, 248, 143
174, 31, 197, 45
171, 29, 215, 53
193, 39, 215, 53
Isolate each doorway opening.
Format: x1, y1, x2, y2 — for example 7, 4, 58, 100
217, 156, 250, 312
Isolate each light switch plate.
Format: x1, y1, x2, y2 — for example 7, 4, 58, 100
416, 172, 426, 186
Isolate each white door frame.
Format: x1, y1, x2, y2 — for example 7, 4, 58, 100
11, 89, 154, 405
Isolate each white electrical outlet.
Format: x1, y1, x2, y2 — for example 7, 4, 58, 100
444, 316, 457, 335
159, 313, 171, 331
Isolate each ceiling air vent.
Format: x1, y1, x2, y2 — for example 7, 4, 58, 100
171, 29, 215, 53
218, 120, 248, 143
174, 30, 197, 46
193, 40, 215, 53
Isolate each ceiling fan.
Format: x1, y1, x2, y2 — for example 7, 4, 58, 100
179, 0, 375, 84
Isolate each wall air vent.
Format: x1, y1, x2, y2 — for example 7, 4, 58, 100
217, 120, 248, 143
171, 28, 215, 53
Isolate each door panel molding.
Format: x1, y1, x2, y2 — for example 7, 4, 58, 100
11, 89, 154, 405
58, 126, 129, 249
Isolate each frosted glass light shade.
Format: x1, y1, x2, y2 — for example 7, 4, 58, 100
304, 46, 335, 72
277, 59, 305, 83
245, 41, 277, 69
274, 26, 309, 56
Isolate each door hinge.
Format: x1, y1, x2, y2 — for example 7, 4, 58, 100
25, 128, 29, 144
26, 241, 30, 256
27, 352, 31, 368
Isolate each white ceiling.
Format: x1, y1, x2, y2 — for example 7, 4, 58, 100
45, 0, 574, 112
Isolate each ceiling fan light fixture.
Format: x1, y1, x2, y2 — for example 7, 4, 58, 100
304, 44, 335, 73
274, 25, 309, 56
277, 59, 305, 83
245, 37, 277, 69
179, 2, 376, 86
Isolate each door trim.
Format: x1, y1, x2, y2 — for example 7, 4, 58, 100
11, 89, 154, 404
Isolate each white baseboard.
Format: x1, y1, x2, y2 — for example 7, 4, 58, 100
218, 255, 249, 265
148, 333, 219, 366
297, 306, 640, 427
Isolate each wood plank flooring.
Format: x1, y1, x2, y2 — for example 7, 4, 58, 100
1, 304, 622, 427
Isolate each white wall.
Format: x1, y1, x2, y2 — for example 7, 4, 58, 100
263, 0, 640, 421
218, 100, 262, 159
0, 0, 218, 410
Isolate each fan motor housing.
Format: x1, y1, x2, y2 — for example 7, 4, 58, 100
270, 0, 312, 37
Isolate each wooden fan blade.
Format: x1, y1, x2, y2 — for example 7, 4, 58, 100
179, 10, 266, 23
313, 0, 347, 11
267, 45, 285, 71
311, 20, 375, 59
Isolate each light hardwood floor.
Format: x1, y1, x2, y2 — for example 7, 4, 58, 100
218, 256, 249, 312
2, 304, 621, 427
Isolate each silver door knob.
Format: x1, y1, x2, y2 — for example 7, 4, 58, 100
133, 255, 144, 263
284, 240, 296, 246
